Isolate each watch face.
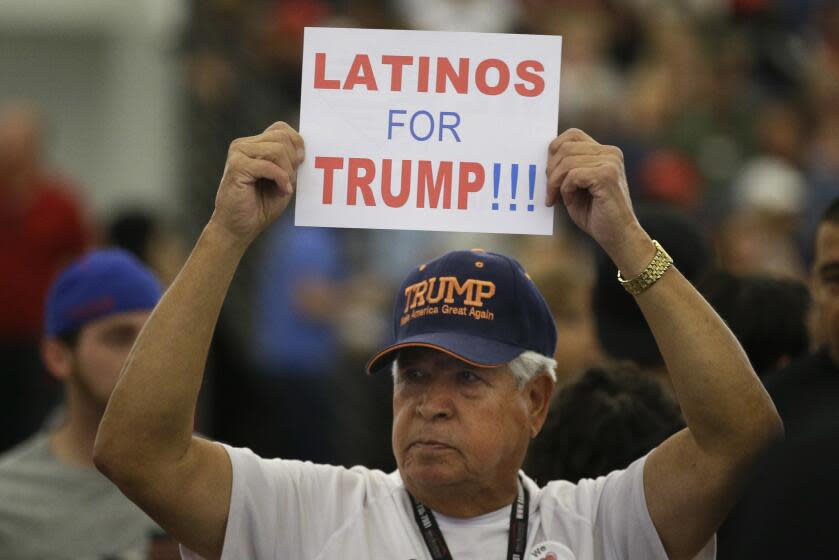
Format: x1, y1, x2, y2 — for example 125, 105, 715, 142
528, 541, 575, 560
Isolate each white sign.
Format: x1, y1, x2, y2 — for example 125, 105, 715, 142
295, 27, 562, 235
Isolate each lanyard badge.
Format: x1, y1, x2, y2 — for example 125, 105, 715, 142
408, 476, 530, 560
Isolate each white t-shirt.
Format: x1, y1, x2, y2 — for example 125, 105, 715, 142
182, 445, 715, 560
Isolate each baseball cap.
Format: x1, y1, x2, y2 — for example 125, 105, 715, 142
45, 249, 162, 337
366, 249, 557, 374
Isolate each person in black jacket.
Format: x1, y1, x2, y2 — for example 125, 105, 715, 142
719, 198, 839, 559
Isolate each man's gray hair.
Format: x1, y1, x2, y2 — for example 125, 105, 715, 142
508, 351, 557, 387
391, 350, 557, 388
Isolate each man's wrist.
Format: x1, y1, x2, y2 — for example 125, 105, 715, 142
203, 218, 252, 256
605, 226, 656, 279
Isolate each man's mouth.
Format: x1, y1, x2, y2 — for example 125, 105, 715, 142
410, 439, 454, 451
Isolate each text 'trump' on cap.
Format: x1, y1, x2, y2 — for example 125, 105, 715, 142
366, 249, 557, 374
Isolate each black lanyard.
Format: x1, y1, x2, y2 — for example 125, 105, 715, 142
408, 477, 530, 560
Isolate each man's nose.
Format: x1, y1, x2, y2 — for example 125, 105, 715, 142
416, 380, 454, 420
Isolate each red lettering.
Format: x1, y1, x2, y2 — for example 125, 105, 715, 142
475, 59, 510, 96
315, 156, 344, 204
347, 158, 377, 206
381, 55, 413, 92
457, 162, 485, 209
417, 161, 453, 209
315, 158, 492, 210
382, 159, 412, 208
436, 58, 469, 94
343, 54, 378, 91
418, 56, 430, 93
515, 60, 545, 97
314, 53, 340, 89
317, 53, 548, 97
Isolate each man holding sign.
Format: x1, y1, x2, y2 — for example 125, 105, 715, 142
95, 28, 783, 560
93, 117, 782, 559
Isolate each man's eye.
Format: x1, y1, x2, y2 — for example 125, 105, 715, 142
102, 327, 139, 346
401, 369, 425, 382
457, 370, 482, 384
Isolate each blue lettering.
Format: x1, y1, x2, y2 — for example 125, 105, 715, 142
387, 109, 407, 140
410, 110, 435, 141
439, 111, 461, 142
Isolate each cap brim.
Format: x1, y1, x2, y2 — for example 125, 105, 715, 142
366, 332, 526, 375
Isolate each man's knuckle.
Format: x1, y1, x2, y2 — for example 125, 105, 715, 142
599, 166, 618, 183
277, 122, 293, 134
276, 131, 295, 146
557, 142, 573, 158
562, 159, 577, 175
228, 151, 245, 166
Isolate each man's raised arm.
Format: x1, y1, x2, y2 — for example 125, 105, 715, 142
93, 122, 304, 559
547, 129, 784, 560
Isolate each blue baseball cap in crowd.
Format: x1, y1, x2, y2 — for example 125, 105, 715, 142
45, 249, 162, 337
366, 249, 557, 374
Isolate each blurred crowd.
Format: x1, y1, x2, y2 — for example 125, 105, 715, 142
174, 0, 839, 466
2, 0, 839, 557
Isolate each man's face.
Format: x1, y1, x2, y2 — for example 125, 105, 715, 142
392, 348, 533, 495
0, 104, 40, 177
812, 222, 839, 363
70, 311, 150, 410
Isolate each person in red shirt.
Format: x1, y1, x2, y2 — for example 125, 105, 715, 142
0, 101, 91, 452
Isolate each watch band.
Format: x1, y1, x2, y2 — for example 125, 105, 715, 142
617, 240, 673, 296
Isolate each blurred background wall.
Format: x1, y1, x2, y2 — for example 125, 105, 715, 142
0, 0, 185, 216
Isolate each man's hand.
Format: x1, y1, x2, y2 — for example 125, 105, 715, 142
210, 121, 304, 245
546, 128, 653, 276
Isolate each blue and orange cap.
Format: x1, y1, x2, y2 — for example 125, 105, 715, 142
44, 249, 162, 337
366, 249, 557, 374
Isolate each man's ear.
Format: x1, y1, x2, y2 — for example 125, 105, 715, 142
525, 374, 555, 438
41, 338, 74, 381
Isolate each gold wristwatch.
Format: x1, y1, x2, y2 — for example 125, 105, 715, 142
617, 240, 673, 296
